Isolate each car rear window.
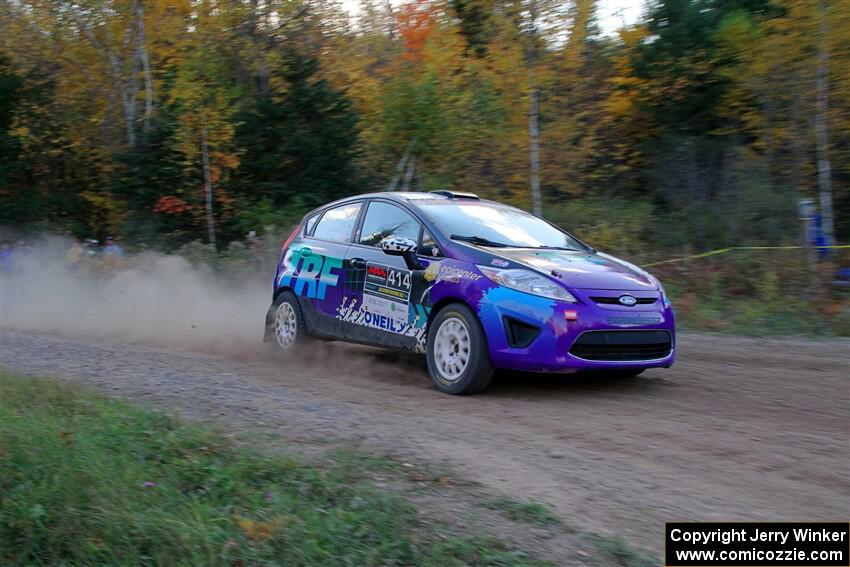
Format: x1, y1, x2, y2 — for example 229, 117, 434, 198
312, 202, 362, 243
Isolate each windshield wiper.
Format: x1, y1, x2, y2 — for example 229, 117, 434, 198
450, 234, 510, 248
531, 245, 582, 251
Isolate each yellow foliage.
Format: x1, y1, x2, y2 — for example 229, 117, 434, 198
233, 514, 294, 541
80, 191, 128, 236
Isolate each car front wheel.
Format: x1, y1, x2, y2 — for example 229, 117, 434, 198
426, 304, 494, 395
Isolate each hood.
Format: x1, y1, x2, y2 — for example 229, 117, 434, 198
489, 249, 657, 291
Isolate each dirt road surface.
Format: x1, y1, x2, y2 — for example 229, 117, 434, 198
2, 329, 848, 558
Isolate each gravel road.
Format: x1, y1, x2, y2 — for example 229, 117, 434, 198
2, 328, 848, 555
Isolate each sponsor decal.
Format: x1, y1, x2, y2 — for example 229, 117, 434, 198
490, 258, 510, 267
277, 247, 343, 300
363, 292, 407, 329
373, 286, 407, 299
365, 261, 412, 302
336, 295, 429, 350
439, 265, 482, 282
335, 260, 434, 353
362, 309, 407, 332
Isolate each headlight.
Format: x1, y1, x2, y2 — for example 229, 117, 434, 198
477, 266, 577, 302
659, 283, 671, 308
650, 275, 671, 308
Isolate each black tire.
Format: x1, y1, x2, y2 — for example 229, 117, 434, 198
426, 303, 494, 395
268, 291, 310, 352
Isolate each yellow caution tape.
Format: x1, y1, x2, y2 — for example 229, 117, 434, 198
643, 245, 850, 267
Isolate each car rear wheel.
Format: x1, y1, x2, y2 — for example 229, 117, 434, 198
271, 291, 309, 350
427, 304, 493, 395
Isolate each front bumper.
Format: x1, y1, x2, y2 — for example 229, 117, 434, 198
476, 287, 676, 373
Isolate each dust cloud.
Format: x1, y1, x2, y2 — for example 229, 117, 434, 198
0, 236, 273, 355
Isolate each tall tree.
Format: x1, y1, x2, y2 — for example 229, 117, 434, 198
526, 0, 543, 217
169, 1, 240, 248
814, 0, 834, 248
234, 51, 361, 211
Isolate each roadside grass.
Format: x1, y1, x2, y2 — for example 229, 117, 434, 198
591, 535, 657, 567
485, 497, 559, 526
657, 254, 850, 338
0, 371, 550, 567
673, 294, 840, 336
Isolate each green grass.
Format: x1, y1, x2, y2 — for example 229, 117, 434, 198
591, 535, 657, 567
667, 284, 850, 337
485, 498, 559, 526
0, 371, 550, 566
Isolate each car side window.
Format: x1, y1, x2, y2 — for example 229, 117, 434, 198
420, 229, 442, 257
359, 202, 421, 247
312, 202, 362, 243
304, 213, 320, 236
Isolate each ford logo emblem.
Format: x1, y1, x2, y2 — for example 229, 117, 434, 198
618, 295, 637, 306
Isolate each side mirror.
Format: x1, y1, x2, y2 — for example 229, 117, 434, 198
379, 237, 422, 270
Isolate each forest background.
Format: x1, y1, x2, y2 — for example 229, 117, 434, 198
1, 0, 848, 334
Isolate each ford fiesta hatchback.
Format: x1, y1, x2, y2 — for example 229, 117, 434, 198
264, 191, 675, 394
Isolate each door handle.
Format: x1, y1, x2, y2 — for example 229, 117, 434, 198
350, 257, 367, 269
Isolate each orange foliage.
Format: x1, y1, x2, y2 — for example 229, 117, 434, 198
397, 0, 436, 62
153, 195, 193, 214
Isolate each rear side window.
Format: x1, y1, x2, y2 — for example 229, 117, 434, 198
313, 202, 362, 243
359, 202, 420, 247
304, 213, 320, 236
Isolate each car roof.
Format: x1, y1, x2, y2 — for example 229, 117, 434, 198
303, 191, 516, 228
319, 191, 503, 209
331, 191, 448, 203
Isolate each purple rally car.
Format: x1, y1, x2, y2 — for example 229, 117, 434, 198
264, 191, 675, 394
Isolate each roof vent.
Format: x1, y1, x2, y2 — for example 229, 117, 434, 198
429, 190, 480, 200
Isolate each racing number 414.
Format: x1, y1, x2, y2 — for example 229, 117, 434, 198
388, 270, 411, 290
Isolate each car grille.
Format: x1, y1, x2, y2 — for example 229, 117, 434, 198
569, 330, 672, 361
590, 296, 656, 305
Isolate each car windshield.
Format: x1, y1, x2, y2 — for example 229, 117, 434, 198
418, 201, 588, 250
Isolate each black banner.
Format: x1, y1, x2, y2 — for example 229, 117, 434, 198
666, 523, 849, 566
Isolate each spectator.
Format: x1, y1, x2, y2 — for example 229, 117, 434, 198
0, 243, 13, 271
102, 236, 124, 269
103, 236, 124, 258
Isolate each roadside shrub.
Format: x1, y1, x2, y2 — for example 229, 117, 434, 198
546, 196, 656, 258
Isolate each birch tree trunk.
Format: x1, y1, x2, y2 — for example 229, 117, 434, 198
201, 121, 217, 250
402, 156, 417, 191
815, 0, 835, 250
70, 8, 136, 148
526, 0, 543, 218
387, 140, 415, 191
135, 0, 154, 133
